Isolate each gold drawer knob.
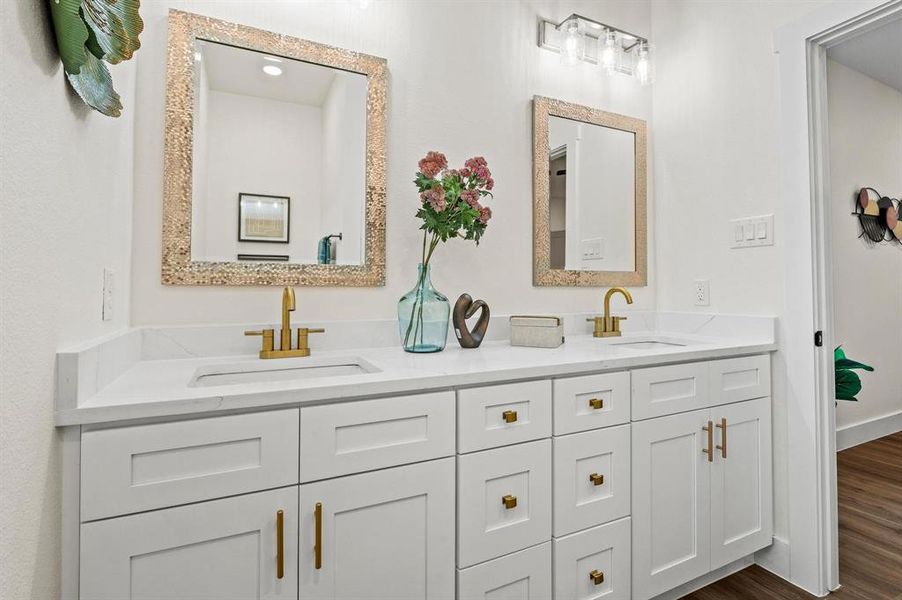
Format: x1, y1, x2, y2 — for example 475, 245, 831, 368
502, 410, 518, 423
501, 494, 518, 509
589, 569, 605, 585
589, 472, 605, 486
589, 398, 604, 410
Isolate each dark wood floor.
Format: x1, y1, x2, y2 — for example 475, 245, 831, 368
684, 431, 902, 600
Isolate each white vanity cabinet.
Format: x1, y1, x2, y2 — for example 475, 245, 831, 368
68, 353, 773, 600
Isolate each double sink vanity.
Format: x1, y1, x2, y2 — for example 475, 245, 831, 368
57, 306, 775, 600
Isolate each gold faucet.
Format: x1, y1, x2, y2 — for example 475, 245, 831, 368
245, 287, 325, 358
587, 287, 634, 338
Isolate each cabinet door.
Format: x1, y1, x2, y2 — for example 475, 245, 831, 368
632, 410, 711, 600
553, 517, 631, 600
710, 397, 773, 569
80, 487, 298, 600
299, 458, 455, 600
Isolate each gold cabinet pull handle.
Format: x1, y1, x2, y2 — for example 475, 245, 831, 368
502, 410, 518, 423
589, 472, 605, 486
702, 421, 713, 462
314, 502, 323, 570
276, 509, 284, 579
589, 569, 605, 585
588, 398, 604, 410
716, 418, 727, 459
501, 494, 518, 509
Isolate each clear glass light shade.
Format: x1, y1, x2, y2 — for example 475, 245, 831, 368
634, 42, 654, 85
599, 30, 619, 75
559, 20, 585, 66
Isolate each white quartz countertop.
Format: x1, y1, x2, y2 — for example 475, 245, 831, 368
56, 329, 775, 427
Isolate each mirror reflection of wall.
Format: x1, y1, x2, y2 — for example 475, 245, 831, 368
547, 115, 636, 272
190, 40, 367, 265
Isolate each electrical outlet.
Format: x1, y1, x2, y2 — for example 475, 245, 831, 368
102, 268, 114, 321
694, 279, 710, 306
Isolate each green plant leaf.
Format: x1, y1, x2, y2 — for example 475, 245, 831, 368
81, 0, 144, 64
49, 0, 90, 74
835, 358, 874, 372
835, 369, 862, 401
66, 51, 122, 117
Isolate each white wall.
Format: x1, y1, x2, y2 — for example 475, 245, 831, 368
0, 3, 136, 598
650, 0, 834, 547
198, 91, 324, 262
826, 59, 902, 431
130, 0, 655, 325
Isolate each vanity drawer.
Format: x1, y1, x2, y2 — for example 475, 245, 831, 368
457, 440, 552, 567
553, 425, 631, 537
709, 355, 770, 407
457, 380, 551, 453
631, 362, 709, 420
457, 542, 551, 600
553, 372, 630, 435
299, 391, 455, 482
553, 517, 632, 600
81, 408, 299, 521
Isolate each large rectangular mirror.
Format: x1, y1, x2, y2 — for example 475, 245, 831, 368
533, 96, 647, 286
163, 10, 386, 286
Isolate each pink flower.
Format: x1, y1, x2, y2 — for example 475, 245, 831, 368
420, 185, 447, 212
478, 206, 492, 224
459, 189, 480, 208
485, 177, 494, 191
459, 167, 472, 178
464, 156, 492, 183
418, 151, 448, 178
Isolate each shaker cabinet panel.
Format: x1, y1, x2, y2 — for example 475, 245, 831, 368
553, 517, 632, 600
80, 487, 298, 600
631, 362, 709, 421
632, 410, 711, 600
457, 440, 552, 567
710, 397, 773, 569
456, 542, 551, 600
709, 355, 771, 407
553, 371, 630, 435
299, 391, 455, 481
81, 408, 299, 521
457, 380, 552, 453
553, 425, 631, 536
299, 458, 455, 600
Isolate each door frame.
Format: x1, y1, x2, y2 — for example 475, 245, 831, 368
775, 1, 902, 595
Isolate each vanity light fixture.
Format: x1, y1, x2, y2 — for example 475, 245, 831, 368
539, 13, 654, 85
262, 64, 283, 76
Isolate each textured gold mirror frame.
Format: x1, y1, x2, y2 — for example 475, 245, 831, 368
162, 10, 386, 286
532, 96, 647, 287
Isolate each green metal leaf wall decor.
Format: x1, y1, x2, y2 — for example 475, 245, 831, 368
48, 0, 144, 117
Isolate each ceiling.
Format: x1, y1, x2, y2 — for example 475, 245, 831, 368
197, 40, 364, 106
827, 16, 902, 92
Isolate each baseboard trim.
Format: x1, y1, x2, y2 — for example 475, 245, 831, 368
836, 409, 902, 451
755, 535, 790, 580
650, 555, 754, 600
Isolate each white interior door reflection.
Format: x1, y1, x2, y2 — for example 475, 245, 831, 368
548, 116, 636, 272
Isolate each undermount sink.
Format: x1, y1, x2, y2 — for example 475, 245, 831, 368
612, 340, 687, 350
190, 357, 379, 387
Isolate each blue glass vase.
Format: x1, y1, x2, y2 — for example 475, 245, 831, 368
398, 263, 449, 353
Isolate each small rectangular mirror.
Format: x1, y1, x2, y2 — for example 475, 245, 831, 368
163, 11, 386, 286
533, 96, 647, 286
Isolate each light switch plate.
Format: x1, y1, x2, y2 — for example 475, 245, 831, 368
580, 238, 604, 260
730, 214, 774, 248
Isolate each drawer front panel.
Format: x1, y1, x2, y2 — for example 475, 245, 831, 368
457, 440, 552, 567
457, 543, 551, 600
81, 409, 299, 521
553, 517, 631, 600
457, 381, 552, 453
709, 355, 771, 407
553, 425, 631, 537
553, 372, 630, 435
299, 391, 455, 482
631, 362, 709, 420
